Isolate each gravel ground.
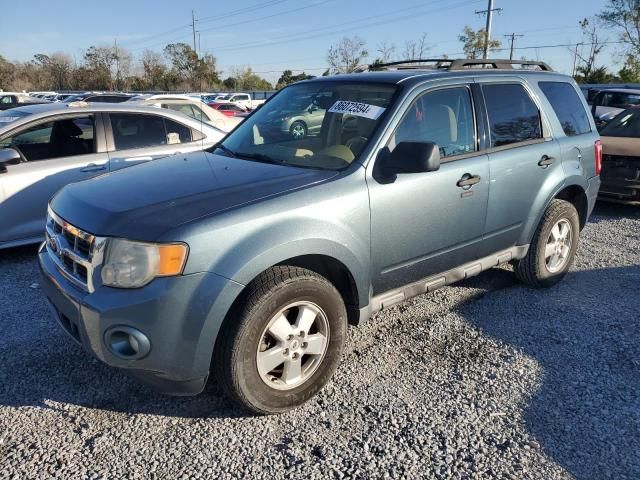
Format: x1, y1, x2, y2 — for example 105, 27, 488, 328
1, 202, 638, 479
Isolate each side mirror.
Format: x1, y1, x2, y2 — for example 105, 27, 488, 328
0, 148, 22, 173
380, 141, 441, 177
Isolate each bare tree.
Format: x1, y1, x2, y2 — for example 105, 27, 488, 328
574, 17, 607, 82
599, 0, 640, 56
327, 36, 369, 74
376, 41, 397, 63
402, 32, 430, 59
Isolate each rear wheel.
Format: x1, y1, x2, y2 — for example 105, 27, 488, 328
514, 199, 580, 288
214, 266, 347, 414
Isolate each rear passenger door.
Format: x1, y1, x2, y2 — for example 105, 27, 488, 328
105, 113, 205, 171
538, 81, 597, 180
368, 85, 490, 294
477, 81, 563, 255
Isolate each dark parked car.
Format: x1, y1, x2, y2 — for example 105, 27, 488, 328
39, 59, 601, 414
0, 92, 49, 111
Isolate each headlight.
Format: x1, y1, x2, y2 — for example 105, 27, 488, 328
101, 239, 188, 288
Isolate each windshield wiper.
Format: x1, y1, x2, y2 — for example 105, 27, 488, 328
213, 144, 237, 157
234, 152, 286, 165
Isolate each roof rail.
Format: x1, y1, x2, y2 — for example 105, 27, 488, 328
369, 58, 553, 72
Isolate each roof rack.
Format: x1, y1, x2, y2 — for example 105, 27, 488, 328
366, 58, 553, 72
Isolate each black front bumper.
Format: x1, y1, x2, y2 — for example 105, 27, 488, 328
599, 155, 640, 205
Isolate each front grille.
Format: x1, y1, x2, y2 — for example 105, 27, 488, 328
45, 208, 106, 292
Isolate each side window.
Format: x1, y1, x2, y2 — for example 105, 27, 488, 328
164, 118, 193, 144
483, 83, 542, 148
110, 114, 166, 150
539, 82, 591, 136
392, 87, 476, 159
0, 116, 95, 161
0, 95, 15, 104
164, 103, 197, 120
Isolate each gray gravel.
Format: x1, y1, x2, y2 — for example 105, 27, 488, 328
1, 202, 639, 479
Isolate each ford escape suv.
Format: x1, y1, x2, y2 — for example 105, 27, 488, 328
39, 59, 601, 414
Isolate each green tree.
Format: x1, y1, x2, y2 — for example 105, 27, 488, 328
573, 18, 607, 83
458, 26, 501, 59
618, 54, 640, 82
164, 43, 220, 90
275, 70, 313, 89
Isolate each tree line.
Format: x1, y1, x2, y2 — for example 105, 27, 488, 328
0, 42, 305, 93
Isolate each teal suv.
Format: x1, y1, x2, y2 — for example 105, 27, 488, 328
39, 59, 601, 414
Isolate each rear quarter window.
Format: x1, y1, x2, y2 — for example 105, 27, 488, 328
539, 81, 591, 136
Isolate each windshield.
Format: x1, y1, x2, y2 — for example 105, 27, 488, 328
0, 109, 30, 126
600, 109, 640, 137
216, 81, 397, 170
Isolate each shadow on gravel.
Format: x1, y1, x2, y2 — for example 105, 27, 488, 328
460, 265, 640, 479
590, 201, 640, 221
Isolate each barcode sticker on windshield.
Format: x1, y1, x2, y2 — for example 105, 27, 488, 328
328, 101, 385, 120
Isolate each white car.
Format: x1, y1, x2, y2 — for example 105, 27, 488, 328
133, 97, 243, 132
225, 93, 266, 111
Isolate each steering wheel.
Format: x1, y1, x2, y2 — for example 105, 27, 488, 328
345, 136, 368, 155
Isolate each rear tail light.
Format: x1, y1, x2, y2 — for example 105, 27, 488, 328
595, 139, 603, 176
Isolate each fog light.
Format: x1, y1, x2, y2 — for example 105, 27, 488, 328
104, 327, 151, 359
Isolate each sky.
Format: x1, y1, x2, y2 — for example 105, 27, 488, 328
0, 0, 622, 85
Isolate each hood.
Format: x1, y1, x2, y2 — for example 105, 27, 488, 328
51, 150, 339, 240
601, 136, 640, 157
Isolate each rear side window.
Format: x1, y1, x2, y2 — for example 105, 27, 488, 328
483, 83, 542, 147
110, 114, 167, 149
110, 113, 197, 149
539, 82, 591, 136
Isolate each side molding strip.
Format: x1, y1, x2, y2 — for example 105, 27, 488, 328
369, 245, 529, 314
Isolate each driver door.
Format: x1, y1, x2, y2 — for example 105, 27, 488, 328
0, 114, 108, 245
368, 85, 490, 294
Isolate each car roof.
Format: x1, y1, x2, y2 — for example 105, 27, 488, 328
595, 88, 640, 94
0, 102, 223, 134
299, 68, 570, 88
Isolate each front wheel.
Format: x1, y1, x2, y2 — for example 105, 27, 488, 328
289, 121, 307, 140
514, 199, 580, 288
214, 266, 347, 414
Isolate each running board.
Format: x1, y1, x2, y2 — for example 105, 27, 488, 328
369, 245, 529, 314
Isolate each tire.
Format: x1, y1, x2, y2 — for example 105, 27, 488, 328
214, 266, 347, 414
289, 121, 307, 140
514, 199, 580, 288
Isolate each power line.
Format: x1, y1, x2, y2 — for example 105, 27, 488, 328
197, 0, 291, 24
197, 0, 334, 36
210, 0, 482, 53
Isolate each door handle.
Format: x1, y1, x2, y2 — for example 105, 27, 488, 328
538, 155, 555, 168
80, 163, 107, 173
456, 173, 481, 188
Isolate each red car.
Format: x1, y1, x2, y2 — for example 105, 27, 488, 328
208, 102, 247, 117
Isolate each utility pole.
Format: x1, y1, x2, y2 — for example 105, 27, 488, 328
114, 38, 119, 91
572, 42, 582, 78
198, 32, 201, 55
475, 0, 503, 59
191, 10, 197, 53
504, 33, 524, 60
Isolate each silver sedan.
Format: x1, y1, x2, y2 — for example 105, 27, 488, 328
0, 102, 225, 249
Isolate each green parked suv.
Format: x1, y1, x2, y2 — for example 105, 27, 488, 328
39, 59, 601, 414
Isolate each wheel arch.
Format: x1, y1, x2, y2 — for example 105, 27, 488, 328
518, 179, 590, 245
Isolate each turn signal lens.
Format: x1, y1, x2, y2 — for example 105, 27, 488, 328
158, 244, 188, 276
